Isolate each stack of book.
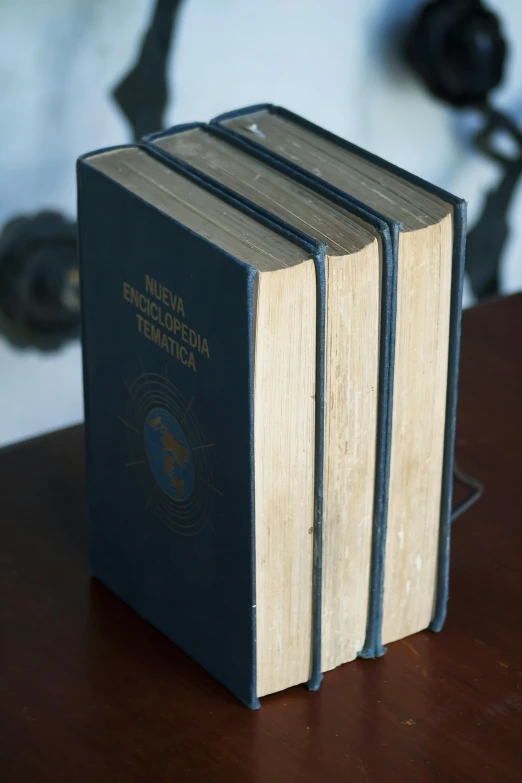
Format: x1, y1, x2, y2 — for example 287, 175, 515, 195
78, 105, 464, 708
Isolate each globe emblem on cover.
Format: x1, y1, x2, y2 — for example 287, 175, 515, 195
143, 407, 195, 501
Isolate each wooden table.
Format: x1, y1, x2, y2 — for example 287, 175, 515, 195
1, 294, 521, 783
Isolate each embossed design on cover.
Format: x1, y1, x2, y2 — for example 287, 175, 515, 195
120, 368, 219, 536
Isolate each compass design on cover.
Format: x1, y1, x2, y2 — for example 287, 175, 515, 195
119, 366, 220, 536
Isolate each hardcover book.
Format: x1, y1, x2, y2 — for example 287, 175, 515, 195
78, 144, 329, 707
141, 123, 396, 668
212, 105, 466, 648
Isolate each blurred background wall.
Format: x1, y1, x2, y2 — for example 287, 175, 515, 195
1, 0, 522, 447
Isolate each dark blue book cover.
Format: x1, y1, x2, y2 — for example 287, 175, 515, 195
141, 123, 398, 661
212, 104, 466, 643
77, 148, 325, 707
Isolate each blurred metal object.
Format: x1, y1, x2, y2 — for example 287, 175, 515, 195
0, 0, 184, 352
465, 106, 522, 298
404, 0, 519, 300
404, 0, 506, 107
0, 211, 80, 351
113, 0, 184, 141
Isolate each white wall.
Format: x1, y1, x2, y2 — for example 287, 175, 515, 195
1, 0, 521, 446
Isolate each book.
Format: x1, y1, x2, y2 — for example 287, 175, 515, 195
212, 105, 465, 647
77, 144, 329, 707
142, 123, 396, 670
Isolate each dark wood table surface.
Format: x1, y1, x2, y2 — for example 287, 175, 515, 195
1, 294, 521, 783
